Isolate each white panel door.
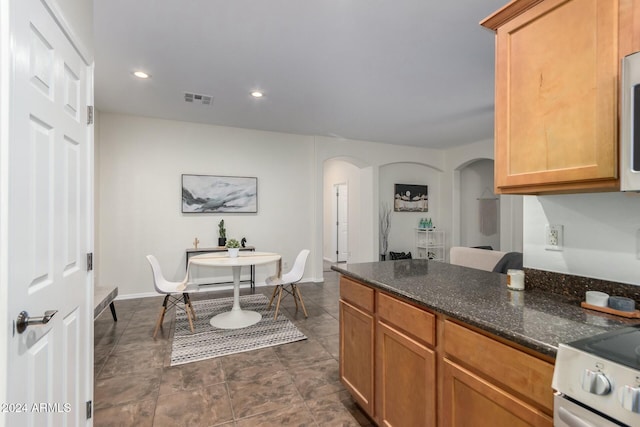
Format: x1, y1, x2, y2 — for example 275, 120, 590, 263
1, 0, 93, 426
336, 184, 348, 262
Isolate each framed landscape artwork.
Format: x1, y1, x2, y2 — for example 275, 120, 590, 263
182, 174, 258, 213
394, 183, 428, 212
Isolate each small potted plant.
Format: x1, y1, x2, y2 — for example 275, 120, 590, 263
226, 238, 240, 257
218, 219, 227, 247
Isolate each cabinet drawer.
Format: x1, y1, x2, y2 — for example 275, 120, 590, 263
444, 320, 554, 413
378, 292, 435, 346
340, 277, 374, 312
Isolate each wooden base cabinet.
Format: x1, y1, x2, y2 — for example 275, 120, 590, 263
340, 277, 376, 418
339, 276, 554, 427
376, 321, 436, 427
442, 359, 552, 427
339, 299, 375, 418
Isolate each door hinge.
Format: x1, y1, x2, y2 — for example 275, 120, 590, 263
87, 253, 93, 272
86, 400, 92, 419
87, 106, 94, 125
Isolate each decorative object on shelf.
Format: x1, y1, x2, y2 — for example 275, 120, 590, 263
419, 218, 433, 229
225, 238, 240, 257
218, 219, 227, 247
193, 237, 200, 249
241, 237, 247, 248
182, 174, 258, 213
380, 203, 392, 261
394, 183, 428, 212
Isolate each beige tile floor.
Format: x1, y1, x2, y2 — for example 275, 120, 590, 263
93, 268, 372, 426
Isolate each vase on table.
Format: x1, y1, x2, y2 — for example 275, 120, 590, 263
228, 248, 239, 258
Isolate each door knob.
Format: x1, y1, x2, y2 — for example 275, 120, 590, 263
16, 310, 57, 334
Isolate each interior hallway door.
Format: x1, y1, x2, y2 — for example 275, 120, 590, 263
335, 183, 348, 262
1, 0, 94, 425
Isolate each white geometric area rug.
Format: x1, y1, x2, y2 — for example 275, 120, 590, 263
170, 294, 307, 366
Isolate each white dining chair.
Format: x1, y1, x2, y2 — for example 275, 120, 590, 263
266, 249, 310, 320
146, 255, 195, 338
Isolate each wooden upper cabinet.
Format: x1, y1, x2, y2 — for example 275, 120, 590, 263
482, 0, 630, 194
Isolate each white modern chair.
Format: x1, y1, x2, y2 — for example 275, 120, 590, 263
266, 249, 310, 320
146, 255, 195, 338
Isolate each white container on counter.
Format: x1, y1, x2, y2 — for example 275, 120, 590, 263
585, 291, 609, 307
507, 269, 525, 290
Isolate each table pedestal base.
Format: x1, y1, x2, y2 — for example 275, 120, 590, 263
209, 309, 262, 329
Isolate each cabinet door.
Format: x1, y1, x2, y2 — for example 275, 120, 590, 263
442, 359, 552, 427
339, 300, 375, 417
377, 321, 436, 427
492, 0, 619, 194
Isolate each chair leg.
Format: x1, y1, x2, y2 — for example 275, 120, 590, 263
268, 285, 279, 309
293, 284, 308, 318
291, 285, 299, 312
184, 293, 196, 320
274, 286, 284, 320
183, 294, 195, 334
153, 295, 170, 339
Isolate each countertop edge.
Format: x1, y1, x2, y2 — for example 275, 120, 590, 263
334, 266, 558, 358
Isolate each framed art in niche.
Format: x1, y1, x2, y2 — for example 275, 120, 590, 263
394, 183, 428, 212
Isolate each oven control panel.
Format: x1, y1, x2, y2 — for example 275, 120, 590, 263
553, 344, 640, 426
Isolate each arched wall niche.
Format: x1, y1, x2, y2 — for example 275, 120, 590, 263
451, 157, 522, 252
379, 162, 443, 258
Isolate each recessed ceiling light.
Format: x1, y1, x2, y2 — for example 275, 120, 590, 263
250, 91, 264, 98
133, 71, 150, 79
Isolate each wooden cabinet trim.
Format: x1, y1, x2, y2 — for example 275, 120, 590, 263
481, 0, 547, 30
442, 359, 553, 427
443, 320, 554, 413
377, 292, 436, 347
340, 276, 375, 312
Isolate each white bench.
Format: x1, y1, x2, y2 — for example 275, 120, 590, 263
94, 285, 118, 321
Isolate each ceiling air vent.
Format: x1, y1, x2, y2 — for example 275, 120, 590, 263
184, 92, 213, 106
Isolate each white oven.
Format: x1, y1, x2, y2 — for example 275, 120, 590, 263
554, 394, 621, 427
552, 326, 640, 427
621, 52, 640, 191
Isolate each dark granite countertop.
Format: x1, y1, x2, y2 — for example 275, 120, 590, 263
332, 259, 640, 358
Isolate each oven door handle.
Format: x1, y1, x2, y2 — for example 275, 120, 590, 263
558, 406, 598, 427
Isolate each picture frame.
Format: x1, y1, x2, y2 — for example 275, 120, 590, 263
394, 183, 428, 212
182, 174, 258, 213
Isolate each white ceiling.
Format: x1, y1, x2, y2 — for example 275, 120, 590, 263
94, 0, 506, 149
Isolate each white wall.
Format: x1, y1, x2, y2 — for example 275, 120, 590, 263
97, 113, 316, 297
460, 159, 499, 249
97, 112, 535, 297
524, 193, 640, 286
379, 163, 442, 256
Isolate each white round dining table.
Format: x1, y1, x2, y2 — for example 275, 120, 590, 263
188, 251, 281, 329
